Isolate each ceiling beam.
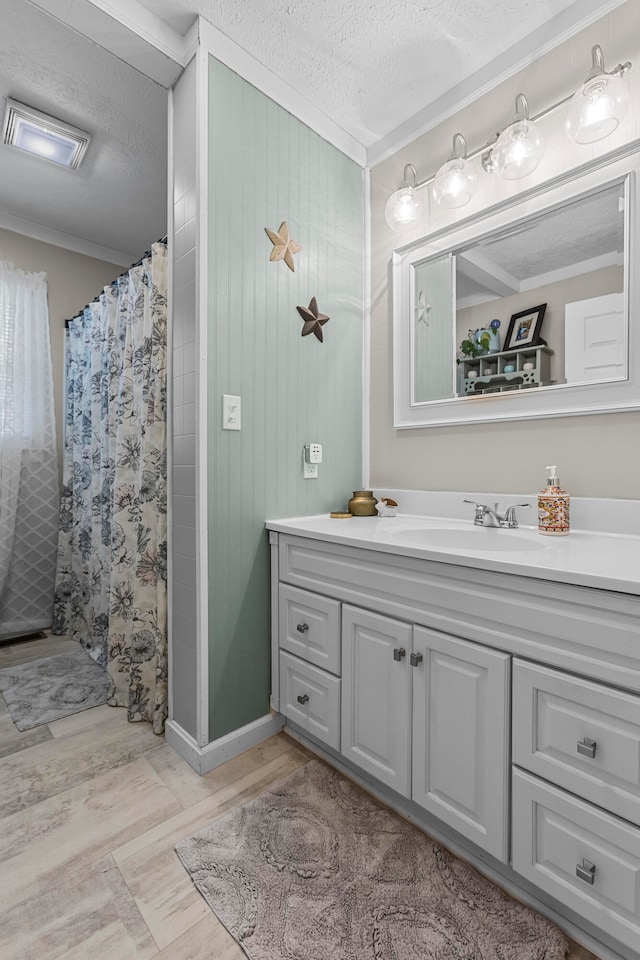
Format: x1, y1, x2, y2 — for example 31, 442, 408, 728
27, 0, 187, 86
457, 249, 520, 298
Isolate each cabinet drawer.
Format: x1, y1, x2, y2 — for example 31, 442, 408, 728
279, 584, 340, 674
279, 651, 340, 750
512, 768, 640, 954
513, 660, 640, 826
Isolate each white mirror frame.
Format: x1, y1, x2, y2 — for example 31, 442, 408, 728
392, 148, 639, 428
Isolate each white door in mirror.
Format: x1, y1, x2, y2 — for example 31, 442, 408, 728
564, 293, 625, 383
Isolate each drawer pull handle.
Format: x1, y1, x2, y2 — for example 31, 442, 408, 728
576, 859, 596, 885
577, 738, 597, 759
410, 652, 423, 667
296, 623, 309, 634
297, 694, 309, 705
393, 647, 406, 661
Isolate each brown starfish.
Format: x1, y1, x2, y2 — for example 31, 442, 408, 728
296, 297, 330, 342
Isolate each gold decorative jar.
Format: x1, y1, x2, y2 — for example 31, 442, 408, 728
347, 490, 378, 517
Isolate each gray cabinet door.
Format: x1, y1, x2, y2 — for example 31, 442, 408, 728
341, 605, 412, 796
412, 626, 510, 861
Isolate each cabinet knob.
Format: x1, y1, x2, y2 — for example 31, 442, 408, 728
296, 693, 309, 705
410, 652, 423, 667
296, 623, 309, 634
393, 647, 406, 661
576, 859, 596, 885
577, 737, 597, 759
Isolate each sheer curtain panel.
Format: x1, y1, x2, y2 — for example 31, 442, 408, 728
0, 261, 59, 638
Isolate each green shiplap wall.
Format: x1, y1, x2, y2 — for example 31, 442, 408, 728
207, 58, 364, 740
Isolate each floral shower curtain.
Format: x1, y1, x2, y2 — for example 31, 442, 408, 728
53, 242, 168, 733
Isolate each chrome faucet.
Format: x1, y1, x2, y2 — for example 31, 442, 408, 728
464, 500, 530, 529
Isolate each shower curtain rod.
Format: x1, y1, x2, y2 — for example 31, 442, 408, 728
64, 235, 168, 329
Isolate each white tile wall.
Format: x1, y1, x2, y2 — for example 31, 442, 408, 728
170, 57, 199, 739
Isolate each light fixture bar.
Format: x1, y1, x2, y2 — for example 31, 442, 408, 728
412, 91, 573, 192
2, 99, 91, 169
409, 44, 631, 193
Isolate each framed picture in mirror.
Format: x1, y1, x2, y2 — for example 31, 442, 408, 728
504, 304, 547, 350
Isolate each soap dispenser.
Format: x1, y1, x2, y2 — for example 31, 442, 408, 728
538, 465, 570, 536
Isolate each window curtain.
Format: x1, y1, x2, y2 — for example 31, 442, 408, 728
53, 242, 168, 734
0, 262, 59, 638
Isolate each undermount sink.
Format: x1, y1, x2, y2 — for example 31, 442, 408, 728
385, 525, 547, 553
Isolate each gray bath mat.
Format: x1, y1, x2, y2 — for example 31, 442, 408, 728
176, 759, 568, 960
0, 648, 108, 730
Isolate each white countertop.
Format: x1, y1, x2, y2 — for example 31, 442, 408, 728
266, 511, 640, 596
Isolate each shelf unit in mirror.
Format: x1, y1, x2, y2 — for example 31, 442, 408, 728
461, 345, 553, 394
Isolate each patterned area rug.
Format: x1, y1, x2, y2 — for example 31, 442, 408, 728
0, 648, 108, 730
176, 759, 568, 960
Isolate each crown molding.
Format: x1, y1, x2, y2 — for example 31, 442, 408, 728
28, 0, 187, 86
0, 211, 134, 265
197, 17, 367, 167
367, 0, 631, 166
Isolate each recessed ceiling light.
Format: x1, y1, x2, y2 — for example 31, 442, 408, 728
2, 99, 91, 169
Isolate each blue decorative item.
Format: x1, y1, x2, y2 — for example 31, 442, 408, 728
504, 363, 515, 373
488, 318, 501, 353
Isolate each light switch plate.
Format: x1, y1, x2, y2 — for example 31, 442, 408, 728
222, 394, 241, 430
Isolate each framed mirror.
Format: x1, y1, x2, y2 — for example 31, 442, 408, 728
392, 150, 639, 428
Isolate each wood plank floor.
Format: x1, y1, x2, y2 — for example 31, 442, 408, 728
0, 635, 599, 959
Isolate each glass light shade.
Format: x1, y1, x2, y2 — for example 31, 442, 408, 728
432, 157, 476, 208
491, 118, 544, 180
384, 185, 424, 231
566, 73, 629, 144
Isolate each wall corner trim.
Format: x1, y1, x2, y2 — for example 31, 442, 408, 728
165, 713, 286, 776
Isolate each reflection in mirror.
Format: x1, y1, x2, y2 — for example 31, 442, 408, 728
413, 255, 454, 402
412, 180, 625, 403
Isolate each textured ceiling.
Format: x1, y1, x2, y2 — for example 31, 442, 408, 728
135, 0, 583, 145
0, 0, 167, 261
0, 0, 621, 256
478, 185, 624, 280
457, 184, 624, 301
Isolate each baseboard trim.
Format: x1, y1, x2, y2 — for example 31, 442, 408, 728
165, 713, 285, 775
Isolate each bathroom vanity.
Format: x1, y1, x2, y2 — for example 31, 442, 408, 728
267, 498, 640, 960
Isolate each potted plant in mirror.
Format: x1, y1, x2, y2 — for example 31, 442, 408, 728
457, 328, 492, 364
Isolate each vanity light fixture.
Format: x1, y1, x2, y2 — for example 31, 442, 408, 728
384, 163, 425, 231
484, 94, 544, 180
566, 44, 631, 144
432, 134, 477, 208
384, 42, 631, 232
2, 99, 91, 169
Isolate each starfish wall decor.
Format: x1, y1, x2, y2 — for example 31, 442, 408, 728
296, 297, 330, 342
265, 221, 302, 272
415, 290, 432, 325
